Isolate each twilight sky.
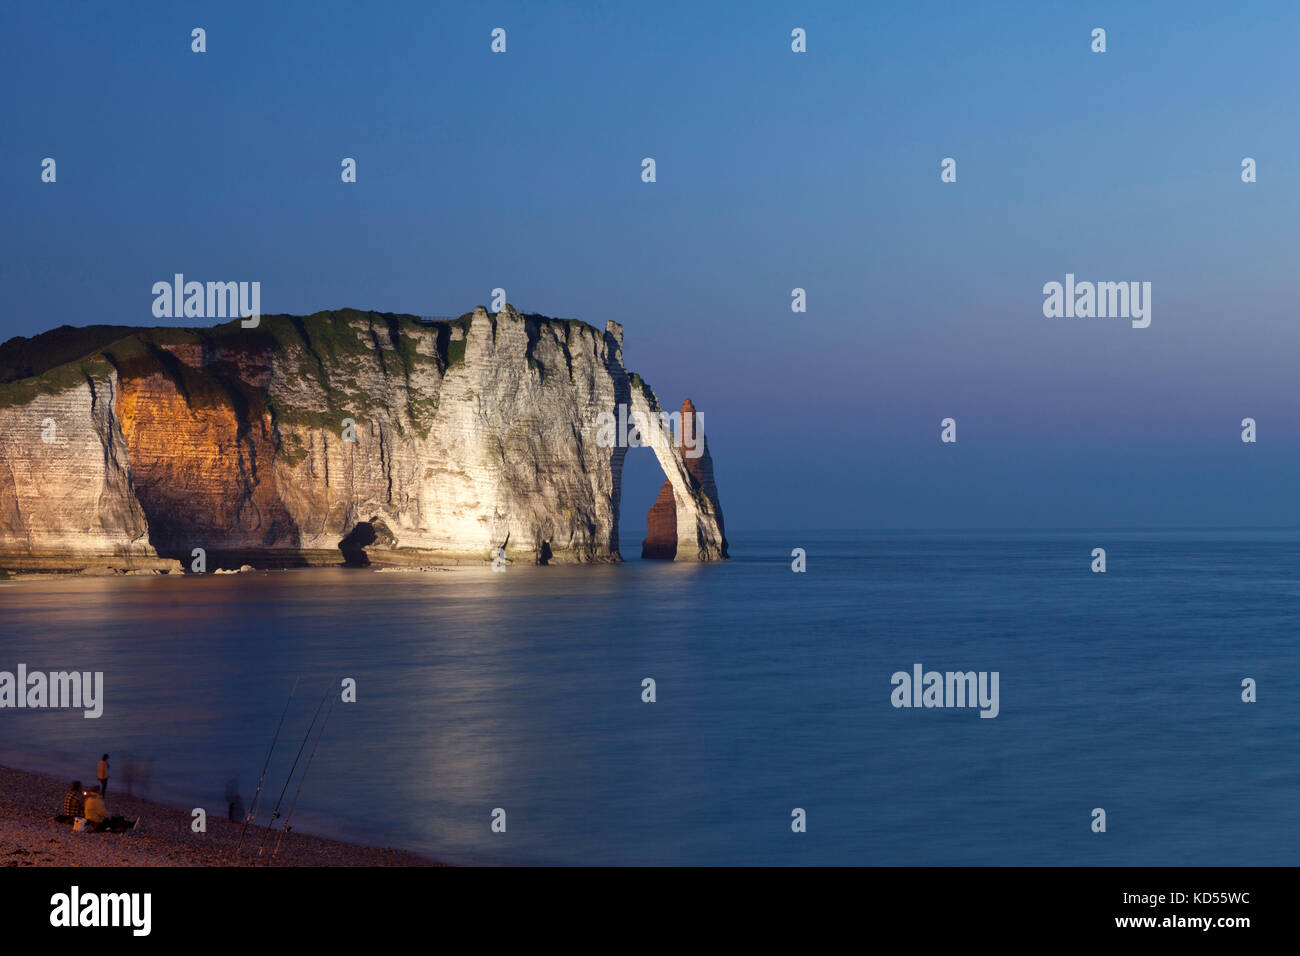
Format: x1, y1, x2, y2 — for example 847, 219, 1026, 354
3, 0, 1299, 530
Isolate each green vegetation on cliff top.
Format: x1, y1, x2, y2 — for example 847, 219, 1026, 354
0, 309, 602, 415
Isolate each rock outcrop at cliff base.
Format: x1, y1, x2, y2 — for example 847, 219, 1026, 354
0, 306, 727, 570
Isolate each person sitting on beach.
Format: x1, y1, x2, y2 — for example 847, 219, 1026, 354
83, 785, 108, 829
55, 780, 83, 823
82, 785, 135, 833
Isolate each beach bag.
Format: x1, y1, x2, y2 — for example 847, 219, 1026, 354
72, 817, 86, 832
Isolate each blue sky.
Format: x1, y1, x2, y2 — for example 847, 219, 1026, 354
3, 1, 1299, 529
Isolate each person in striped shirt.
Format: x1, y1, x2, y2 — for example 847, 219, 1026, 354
56, 780, 83, 823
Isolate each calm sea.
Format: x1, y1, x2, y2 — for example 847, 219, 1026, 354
2, 530, 1297, 865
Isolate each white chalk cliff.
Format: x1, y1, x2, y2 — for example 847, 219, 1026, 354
0, 306, 727, 570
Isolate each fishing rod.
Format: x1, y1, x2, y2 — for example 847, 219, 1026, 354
257, 686, 330, 855
272, 696, 335, 858
236, 675, 299, 854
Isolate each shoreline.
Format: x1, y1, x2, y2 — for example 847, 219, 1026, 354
0, 763, 444, 867
0, 564, 470, 581
0, 543, 635, 575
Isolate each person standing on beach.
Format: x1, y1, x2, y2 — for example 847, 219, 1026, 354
97, 754, 109, 796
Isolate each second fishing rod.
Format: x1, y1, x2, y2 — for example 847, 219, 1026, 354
257, 685, 331, 856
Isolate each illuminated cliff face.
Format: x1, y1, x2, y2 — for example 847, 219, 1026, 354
0, 307, 728, 569
113, 344, 300, 554
0, 371, 153, 565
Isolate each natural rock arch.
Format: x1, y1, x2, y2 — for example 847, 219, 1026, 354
625, 394, 728, 562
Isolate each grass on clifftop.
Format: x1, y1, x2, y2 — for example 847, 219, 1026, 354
0, 309, 605, 413
0, 357, 117, 408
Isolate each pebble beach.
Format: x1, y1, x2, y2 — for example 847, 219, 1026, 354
0, 764, 441, 867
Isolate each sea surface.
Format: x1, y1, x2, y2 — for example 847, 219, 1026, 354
2, 530, 1297, 865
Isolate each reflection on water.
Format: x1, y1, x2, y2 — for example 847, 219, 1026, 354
2, 532, 1298, 865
